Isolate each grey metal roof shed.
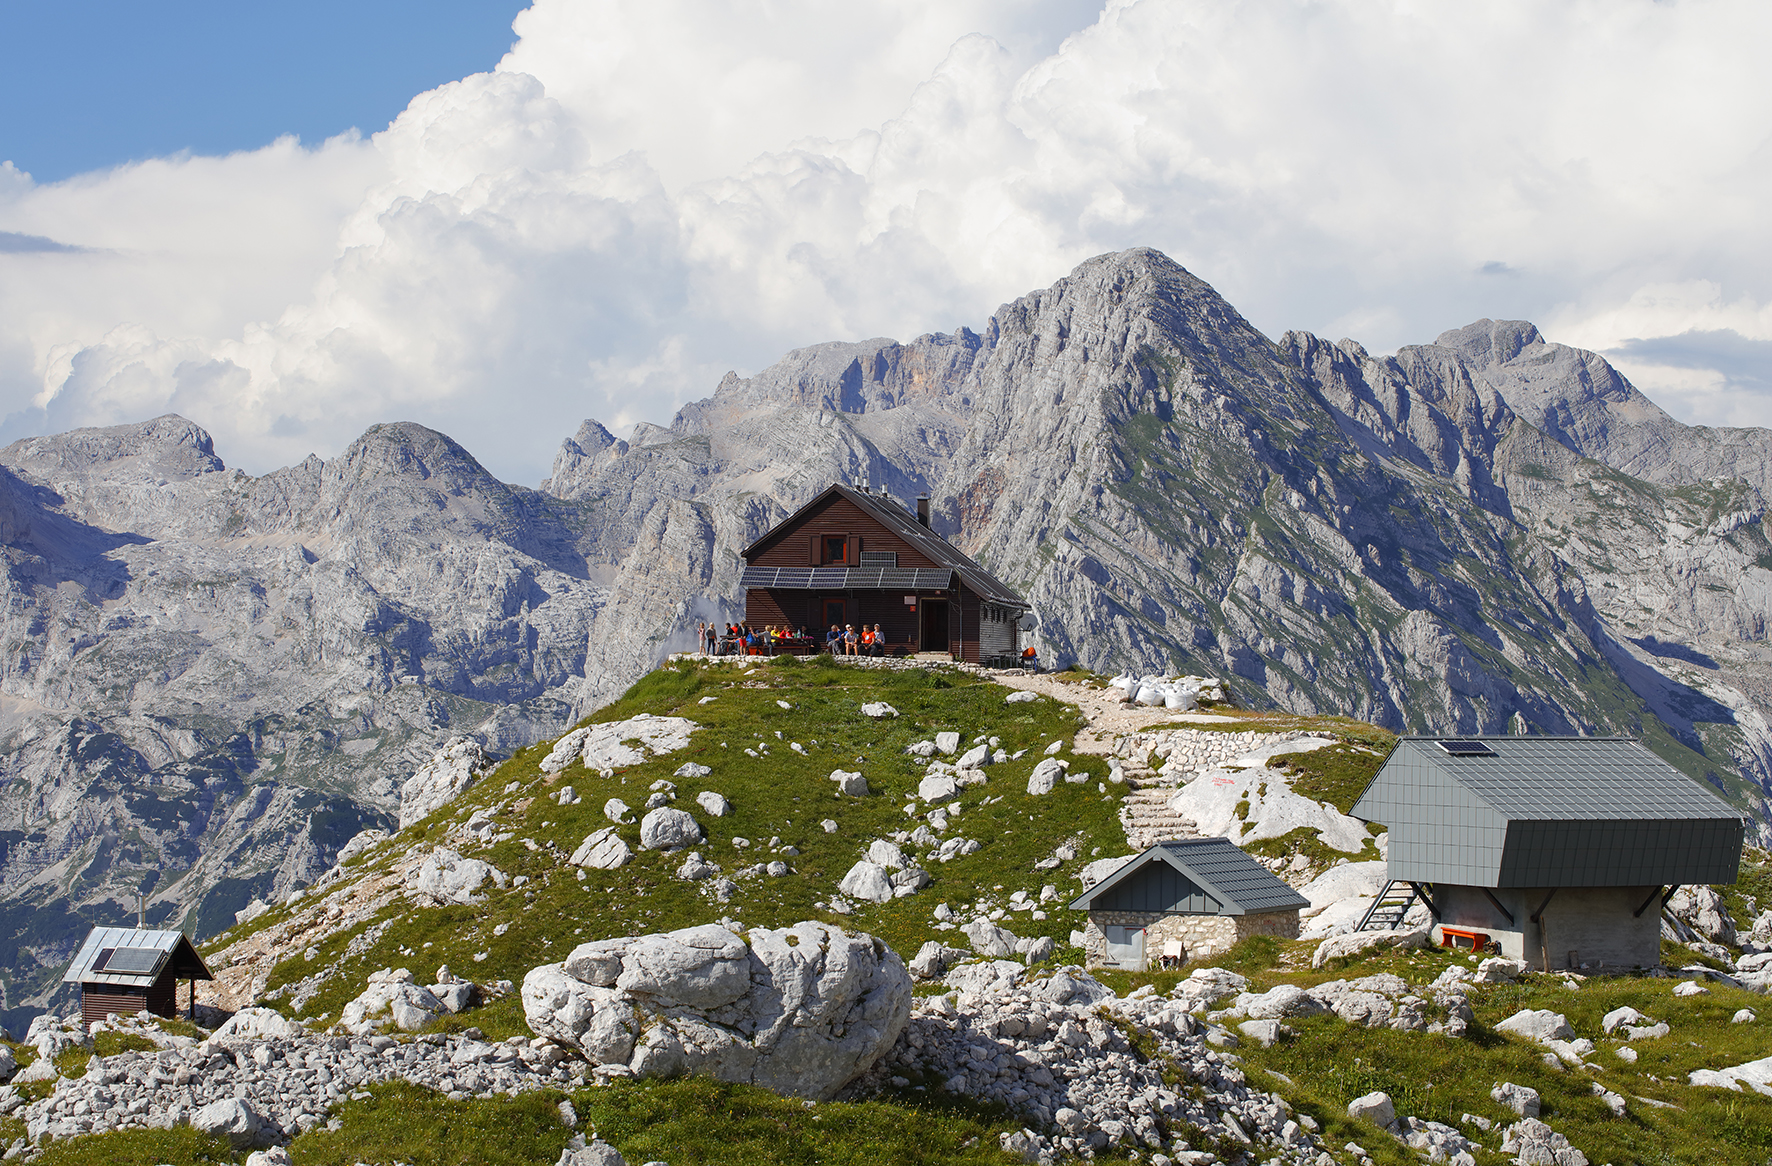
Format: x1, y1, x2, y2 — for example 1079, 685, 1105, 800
1351, 737, 1744, 889
63, 927, 213, 1025
1068, 838, 1311, 915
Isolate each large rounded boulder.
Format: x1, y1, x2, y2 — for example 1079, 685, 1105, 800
522, 921, 910, 1099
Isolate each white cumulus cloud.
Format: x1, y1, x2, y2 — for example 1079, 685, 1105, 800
2, 0, 1770, 484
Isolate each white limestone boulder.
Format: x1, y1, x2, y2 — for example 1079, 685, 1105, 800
340, 976, 448, 1034
639, 807, 703, 851
1310, 927, 1428, 968
962, 920, 1020, 959
397, 737, 489, 830
1475, 957, 1527, 983
1230, 984, 1330, 1020
1495, 1009, 1576, 1044
1026, 758, 1067, 796
696, 791, 731, 817
861, 702, 899, 718
209, 1007, 305, 1044
1669, 885, 1738, 945
1491, 1082, 1541, 1118
334, 828, 388, 867
956, 743, 991, 768
603, 798, 635, 824
919, 775, 958, 802
839, 860, 894, 904
406, 847, 506, 906
192, 1097, 265, 1148
866, 840, 907, 870
1005, 690, 1038, 704
935, 732, 961, 754
830, 769, 869, 797
523, 921, 910, 1100
1347, 1090, 1397, 1131
571, 827, 633, 870
577, 715, 700, 771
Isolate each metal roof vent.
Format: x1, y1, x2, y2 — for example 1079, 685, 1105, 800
1436, 739, 1496, 757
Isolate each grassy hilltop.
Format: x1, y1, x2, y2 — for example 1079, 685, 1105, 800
23, 657, 1772, 1165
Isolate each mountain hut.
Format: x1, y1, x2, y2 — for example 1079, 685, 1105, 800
62, 926, 214, 1025
1350, 736, 1744, 971
1067, 838, 1311, 970
740, 483, 1031, 663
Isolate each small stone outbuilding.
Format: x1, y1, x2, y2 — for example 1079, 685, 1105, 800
1352, 736, 1744, 971
63, 926, 213, 1025
1068, 838, 1309, 971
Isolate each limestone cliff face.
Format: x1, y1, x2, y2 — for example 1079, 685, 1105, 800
0, 421, 601, 1027
1, 247, 1768, 1027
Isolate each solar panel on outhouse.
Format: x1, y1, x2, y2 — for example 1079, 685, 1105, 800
1067, 838, 1311, 915
1351, 737, 1744, 889
62, 927, 213, 988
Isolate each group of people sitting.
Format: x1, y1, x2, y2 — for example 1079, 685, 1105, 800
694, 620, 895, 657
825, 623, 888, 656
699, 622, 814, 656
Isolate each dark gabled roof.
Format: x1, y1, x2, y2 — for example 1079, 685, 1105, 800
740, 484, 1028, 607
63, 927, 214, 988
1066, 838, 1310, 916
1352, 736, 1744, 888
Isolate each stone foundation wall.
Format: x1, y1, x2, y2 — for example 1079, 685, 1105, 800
1082, 908, 1300, 970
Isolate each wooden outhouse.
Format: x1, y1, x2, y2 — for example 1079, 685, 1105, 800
740, 483, 1030, 663
1068, 838, 1310, 970
1351, 737, 1744, 971
63, 927, 214, 1024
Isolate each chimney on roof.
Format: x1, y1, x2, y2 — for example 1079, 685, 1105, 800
917, 495, 930, 527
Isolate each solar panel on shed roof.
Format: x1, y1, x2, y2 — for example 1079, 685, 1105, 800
100, 947, 166, 975
1437, 740, 1496, 756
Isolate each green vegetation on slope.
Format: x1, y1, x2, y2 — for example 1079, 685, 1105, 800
249, 658, 1123, 1026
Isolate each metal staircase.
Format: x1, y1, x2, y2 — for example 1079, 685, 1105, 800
1356, 880, 1427, 932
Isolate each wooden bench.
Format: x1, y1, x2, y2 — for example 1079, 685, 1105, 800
1439, 926, 1489, 951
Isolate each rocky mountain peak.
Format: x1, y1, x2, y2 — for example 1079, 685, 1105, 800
1434, 318, 1546, 368
0, 413, 226, 484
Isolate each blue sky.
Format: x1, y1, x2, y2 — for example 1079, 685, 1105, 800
0, 2, 526, 182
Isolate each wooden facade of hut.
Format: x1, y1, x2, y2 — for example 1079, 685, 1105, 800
740, 484, 1030, 663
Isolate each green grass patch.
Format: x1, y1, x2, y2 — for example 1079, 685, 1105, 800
289, 1081, 576, 1166
570, 1075, 1019, 1165
32, 1126, 237, 1166
283, 1077, 1025, 1166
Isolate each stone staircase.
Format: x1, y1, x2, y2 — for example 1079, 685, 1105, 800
1117, 777, 1199, 850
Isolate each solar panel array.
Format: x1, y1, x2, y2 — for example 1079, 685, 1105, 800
1437, 740, 1496, 756
739, 565, 955, 591
102, 947, 166, 975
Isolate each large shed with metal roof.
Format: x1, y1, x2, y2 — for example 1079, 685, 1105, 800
1068, 838, 1311, 970
740, 482, 1031, 663
63, 927, 213, 1024
1350, 736, 1744, 971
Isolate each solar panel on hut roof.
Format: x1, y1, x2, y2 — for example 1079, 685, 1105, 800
1436, 740, 1496, 756
99, 947, 166, 975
